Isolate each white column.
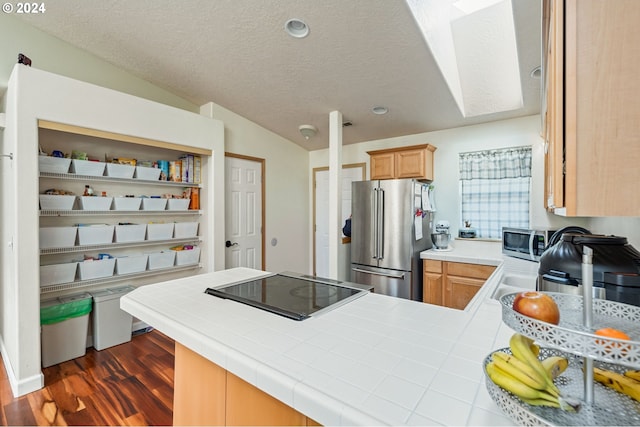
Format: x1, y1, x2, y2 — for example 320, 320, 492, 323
199, 102, 226, 271
328, 111, 343, 279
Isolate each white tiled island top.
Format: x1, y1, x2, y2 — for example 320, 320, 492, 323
122, 247, 539, 425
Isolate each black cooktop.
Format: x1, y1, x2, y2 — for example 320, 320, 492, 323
204, 272, 370, 320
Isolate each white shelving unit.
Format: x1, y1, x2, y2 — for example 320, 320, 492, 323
38, 124, 209, 298
1, 64, 224, 397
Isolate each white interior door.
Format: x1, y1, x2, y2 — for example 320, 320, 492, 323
225, 156, 263, 269
314, 165, 364, 277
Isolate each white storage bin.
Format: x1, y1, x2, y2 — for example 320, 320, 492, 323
112, 197, 142, 211
39, 194, 76, 210
90, 286, 135, 350
140, 198, 167, 211
173, 222, 199, 238
135, 166, 161, 181
114, 224, 146, 243
39, 156, 71, 174
79, 196, 113, 211
105, 163, 135, 179
166, 199, 190, 211
146, 223, 174, 240
115, 255, 148, 275
174, 247, 201, 266
71, 159, 106, 176
40, 262, 78, 287
78, 258, 116, 280
40, 226, 77, 249
77, 225, 114, 245
40, 293, 92, 367
147, 251, 176, 270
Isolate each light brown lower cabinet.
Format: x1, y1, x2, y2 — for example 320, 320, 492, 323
423, 259, 444, 306
423, 260, 495, 310
173, 343, 322, 426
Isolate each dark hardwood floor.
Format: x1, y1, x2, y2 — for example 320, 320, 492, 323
0, 330, 175, 426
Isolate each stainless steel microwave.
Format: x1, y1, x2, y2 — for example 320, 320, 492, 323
502, 227, 556, 262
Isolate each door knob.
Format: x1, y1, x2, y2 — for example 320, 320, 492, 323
226, 240, 238, 248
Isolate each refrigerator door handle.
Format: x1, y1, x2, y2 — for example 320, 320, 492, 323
372, 188, 378, 259
351, 267, 405, 279
378, 188, 384, 260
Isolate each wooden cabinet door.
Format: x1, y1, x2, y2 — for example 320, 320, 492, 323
543, 0, 640, 216
424, 272, 444, 306
395, 148, 425, 179
423, 259, 444, 305
442, 262, 495, 310
444, 275, 485, 310
543, 0, 565, 212
370, 153, 395, 180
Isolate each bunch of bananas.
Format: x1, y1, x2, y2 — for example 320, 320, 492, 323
593, 367, 640, 402
486, 333, 579, 411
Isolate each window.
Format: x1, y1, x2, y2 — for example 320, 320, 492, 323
459, 146, 532, 238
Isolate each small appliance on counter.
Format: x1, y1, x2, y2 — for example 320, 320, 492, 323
502, 226, 557, 261
537, 232, 640, 307
431, 220, 451, 251
459, 220, 477, 238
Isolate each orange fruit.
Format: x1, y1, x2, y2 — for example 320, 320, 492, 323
595, 328, 631, 355
595, 328, 630, 340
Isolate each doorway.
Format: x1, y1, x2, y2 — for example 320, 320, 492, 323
312, 163, 365, 277
224, 154, 265, 270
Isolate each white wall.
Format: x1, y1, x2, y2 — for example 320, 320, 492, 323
204, 103, 310, 274
588, 218, 640, 249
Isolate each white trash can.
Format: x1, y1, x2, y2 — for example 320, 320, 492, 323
90, 286, 135, 350
40, 293, 92, 368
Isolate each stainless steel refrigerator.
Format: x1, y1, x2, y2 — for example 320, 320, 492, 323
350, 179, 433, 301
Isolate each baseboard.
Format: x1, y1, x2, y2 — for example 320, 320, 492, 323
0, 336, 44, 397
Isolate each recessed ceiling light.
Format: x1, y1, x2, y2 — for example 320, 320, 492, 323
285, 19, 309, 38
372, 106, 388, 115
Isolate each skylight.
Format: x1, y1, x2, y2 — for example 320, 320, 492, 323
406, 0, 523, 117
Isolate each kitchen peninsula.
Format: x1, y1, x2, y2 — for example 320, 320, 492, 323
121, 247, 538, 425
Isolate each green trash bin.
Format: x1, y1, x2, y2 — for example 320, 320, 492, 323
40, 292, 92, 367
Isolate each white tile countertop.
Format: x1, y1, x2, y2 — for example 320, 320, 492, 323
121, 244, 541, 426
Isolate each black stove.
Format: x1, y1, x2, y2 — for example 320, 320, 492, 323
205, 272, 371, 320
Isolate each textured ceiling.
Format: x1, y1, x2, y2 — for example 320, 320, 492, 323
18, 0, 542, 151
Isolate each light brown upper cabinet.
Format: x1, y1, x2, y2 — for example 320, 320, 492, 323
368, 144, 436, 181
543, 0, 640, 216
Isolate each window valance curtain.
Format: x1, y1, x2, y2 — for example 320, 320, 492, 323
459, 146, 532, 180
